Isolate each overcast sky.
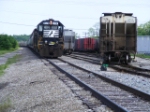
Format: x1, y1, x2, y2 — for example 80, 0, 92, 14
0, 0, 150, 37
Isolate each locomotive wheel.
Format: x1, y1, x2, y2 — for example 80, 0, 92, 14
125, 54, 131, 64
108, 54, 111, 62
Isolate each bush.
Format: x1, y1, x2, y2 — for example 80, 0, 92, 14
0, 34, 18, 50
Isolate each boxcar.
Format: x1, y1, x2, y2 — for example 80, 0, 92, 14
99, 12, 137, 64
27, 19, 64, 58
75, 38, 99, 52
63, 29, 75, 54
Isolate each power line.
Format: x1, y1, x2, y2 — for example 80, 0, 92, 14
0, 21, 91, 30
0, 10, 98, 20
1, 0, 150, 7
0, 21, 35, 27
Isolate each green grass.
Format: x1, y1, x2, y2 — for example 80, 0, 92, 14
0, 99, 12, 112
0, 54, 21, 76
136, 54, 150, 59
0, 47, 19, 55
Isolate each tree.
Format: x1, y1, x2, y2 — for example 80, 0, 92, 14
75, 33, 80, 39
13, 34, 30, 41
93, 22, 99, 37
88, 28, 95, 37
0, 34, 18, 50
138, 20, 150, 35
84, 22, 100, 38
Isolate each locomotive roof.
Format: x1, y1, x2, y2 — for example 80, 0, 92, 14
38, 18, 64, 26
103, 12, 133, 16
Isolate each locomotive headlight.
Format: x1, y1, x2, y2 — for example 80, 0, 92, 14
45, 40, 48, 44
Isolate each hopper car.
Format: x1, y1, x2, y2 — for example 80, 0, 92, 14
100, 12, 137, 64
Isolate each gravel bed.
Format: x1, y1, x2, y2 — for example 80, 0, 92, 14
131, 57, 150, 69
0, 48, 91, 112
49, 59, 114, 112
60, 56, 150, 95
51, 59, 150, 111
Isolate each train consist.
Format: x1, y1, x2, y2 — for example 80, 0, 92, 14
27, 19, 64, 58
75, 38, 99, 52
63, 29, 75, 54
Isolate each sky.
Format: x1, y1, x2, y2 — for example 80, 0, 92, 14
0, 0, 150, 37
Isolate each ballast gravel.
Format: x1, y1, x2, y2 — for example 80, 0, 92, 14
131, 57, 150, 69
0, 48, 91, 112
60, 56, 150, 95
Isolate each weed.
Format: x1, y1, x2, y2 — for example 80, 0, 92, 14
136, 54, 150, 59
0, 99, 12, 112
0, 54, 21, 76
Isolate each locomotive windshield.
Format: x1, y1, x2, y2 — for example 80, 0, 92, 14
51, 26, 58, 30
43, 25, 58, 30
42, 20, 63, 38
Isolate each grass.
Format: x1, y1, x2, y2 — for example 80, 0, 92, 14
0, 99, 12, 112
135, 54, 150, 59
0, 54, 21, 76
0, 47, 19, 56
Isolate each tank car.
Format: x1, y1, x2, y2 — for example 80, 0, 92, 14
63, 29, 75, 54
99, 12, 137, 64
27, 19, 64, 58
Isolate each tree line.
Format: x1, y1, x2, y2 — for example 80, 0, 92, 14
138, 20, 150, 35
13, 35, 30, 42
0, 34, 18, 50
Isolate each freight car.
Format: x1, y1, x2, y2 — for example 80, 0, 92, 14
27, 19, 64, 58
75, 38, 99, 52
99, 12, 137, 64
63, 29, 75, 54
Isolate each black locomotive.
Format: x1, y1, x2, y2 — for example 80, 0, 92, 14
27, 19, 64, 58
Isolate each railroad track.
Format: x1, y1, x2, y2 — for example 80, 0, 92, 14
46, 57, 150, 112
72, 52, 100, 58
68, 53, 150, 78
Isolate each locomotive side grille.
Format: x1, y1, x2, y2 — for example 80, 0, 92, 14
43, 30, 59, 38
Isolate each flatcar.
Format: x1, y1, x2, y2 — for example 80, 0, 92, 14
27, 19, 64, 58
63, 29, 75, 54
99, 12, 137, 64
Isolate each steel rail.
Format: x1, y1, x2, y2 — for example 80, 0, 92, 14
47, 59, 128, 112
59, 57, 150, 101
68, 54, 150, 78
